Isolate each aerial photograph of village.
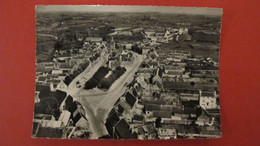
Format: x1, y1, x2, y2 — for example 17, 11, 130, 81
32, 5, 223, 139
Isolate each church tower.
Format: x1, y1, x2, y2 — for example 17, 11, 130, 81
110, 36, 115, 52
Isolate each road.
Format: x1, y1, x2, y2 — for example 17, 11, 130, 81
68, 52, 143, 139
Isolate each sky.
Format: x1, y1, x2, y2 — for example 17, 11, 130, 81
36, 5, 223, 16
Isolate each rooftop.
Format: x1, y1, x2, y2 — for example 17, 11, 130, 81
124, 92, 137, 109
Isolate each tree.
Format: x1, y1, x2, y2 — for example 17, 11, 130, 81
38, 88, 51, 100
155, 117, 162, 128
190, 81, 195, 87
99, 78, 111, 89
84, 79, 98, 89
34, 96, 60, 119
54, 41, 63, 52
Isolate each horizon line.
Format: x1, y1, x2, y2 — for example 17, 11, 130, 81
36, 5, 223, 16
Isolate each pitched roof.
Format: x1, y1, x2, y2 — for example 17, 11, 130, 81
38, 76, 47, 81
68, 101, 78, 113
133, 115, 144, 121
35, 84, 50, 92
52, 90, 67, 105
32, 122, 39, 135
124, 92, 137, 109
201, 91, 215, 97
132, 89, 138, 97
106, 110, 120, 128
153, 111, 172, 118
72, 112, 82, 124
65, 95, 74, 108
115, 119, 137, 139
117, 104, 124, 115
64, 75, 74, 86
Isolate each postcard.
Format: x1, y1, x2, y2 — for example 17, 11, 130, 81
33, 5, 222, 139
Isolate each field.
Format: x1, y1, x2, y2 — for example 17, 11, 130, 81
36, 12, 222, 62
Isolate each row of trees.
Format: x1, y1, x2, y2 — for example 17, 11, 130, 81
84, 66, 110, 89
98, 66, 126, 90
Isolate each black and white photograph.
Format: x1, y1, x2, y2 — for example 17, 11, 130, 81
33, 5, 222, 139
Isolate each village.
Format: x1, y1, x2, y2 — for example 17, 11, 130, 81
33, 12, 221, 139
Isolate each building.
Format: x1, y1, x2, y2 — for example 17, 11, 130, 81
117, 92, 138, 122
58, 110, 71, 127
158, 128, 177, 139
199, 90, 218, 110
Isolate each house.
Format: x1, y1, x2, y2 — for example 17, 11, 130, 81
52, 90, 67, 107
164, 65, 185, 75
63, 96, 88, 127
144, 103, 173, 119
58, 110, 71, 127
196, 108, 211, 126
125, 92, 137, 109
132, 115, 144, 124
180, 93, 199, 101
158, 128, 177, 139
142, 46, 150, 55
135, 127, 146, 139
142, 125, 157, 139
199, 90, 217, 110
114, 119, 137, 139
105, 109, 121, 138
120, 51, 133, 67
152, 68, 163, 85
117, 92, 138, 121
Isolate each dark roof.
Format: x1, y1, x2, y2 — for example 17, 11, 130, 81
65, 95, 74, 108
153, 111, 172, 118
106, 110, 120, 128
72, 112, 82, 124
115, 119, 137, 139
145, 104, 161, 111
64, 75, 73, 86
133, 115, 144, 121
132, 89, 138, 97
52, 90, 67, 105
145, 125, 157, 135
183, 107, 197, 114
35, 127, 63, 138
117, 104, 124, 115
144, 100, 167, 105
124, 92, 137, 109
182, 100, 199, 108
172, 106, 184, 114
201, 91, 215, 97
35, 84, 50, 92
32, 122, 39, 135
38, 76, 46, 81
105, 110, 120, 137
137, 127, 145, 135
145, 103, 173, 112
68, 101, 78, 113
